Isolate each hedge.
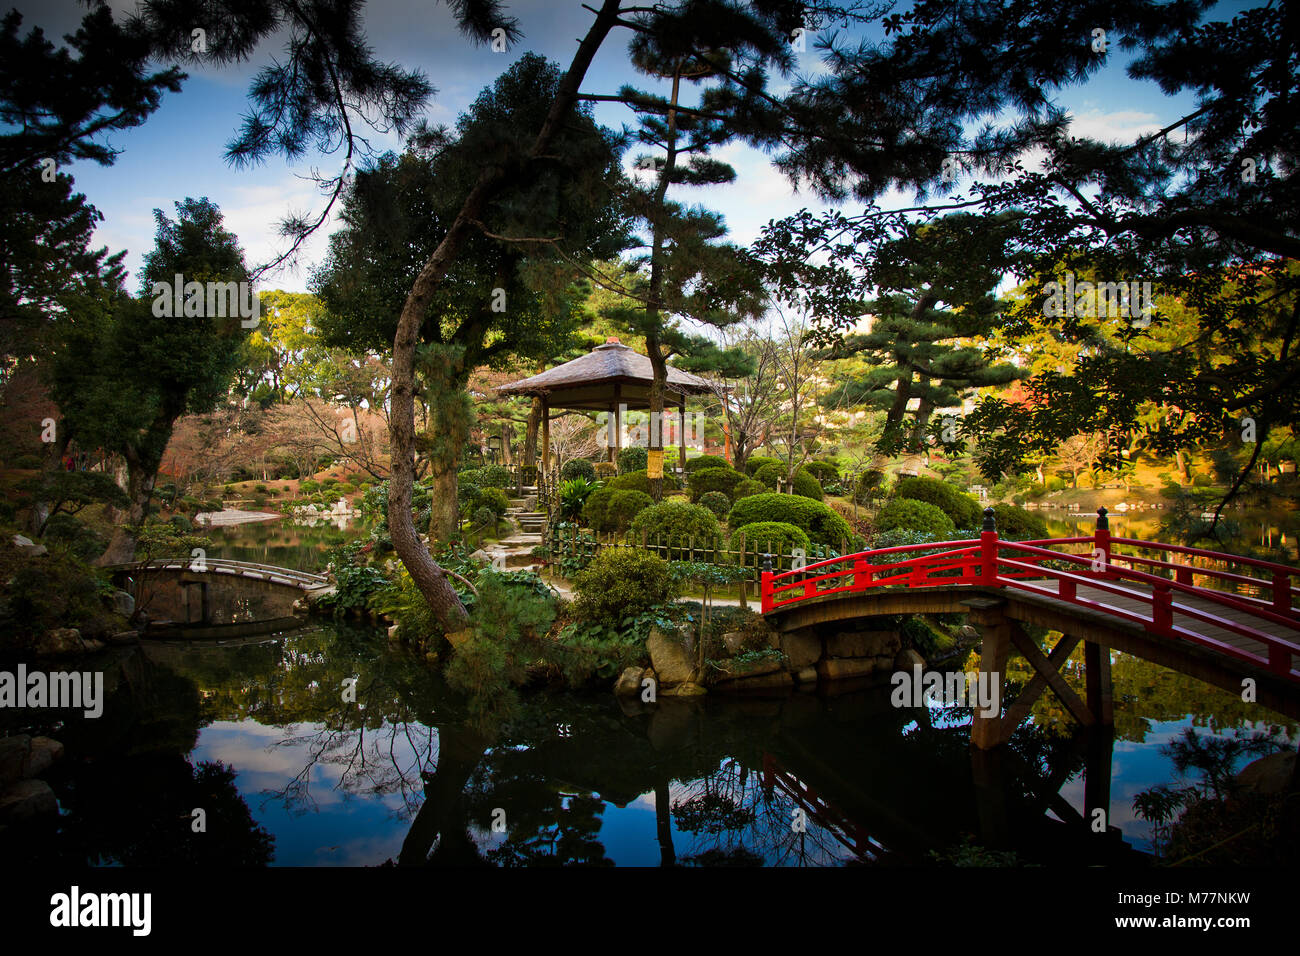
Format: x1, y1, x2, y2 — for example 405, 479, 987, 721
726, 492, 853, 545
606, 490, 653, 533
606, 469, 680, 494
629, 500, 721, 542
478, 464, 511, 488
732, 521, 810, 571
698, 491, 732, 517
687, 466, 747, 502
875, 498, 956, 537
617, 446, 647, 474
732, 478, 766, 500
683, 454, 731, 474
893, 475, 982, 529
561, 459, 597, 482
992, 502, 1048, 540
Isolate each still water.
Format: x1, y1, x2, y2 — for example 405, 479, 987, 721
8, 514, 1295, 866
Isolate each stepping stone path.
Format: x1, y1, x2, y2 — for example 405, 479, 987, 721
478, 500, 547, 572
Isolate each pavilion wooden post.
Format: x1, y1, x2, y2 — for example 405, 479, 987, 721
678, 396, 688, 474
541, 396, 550, 477
610, 384, 622, 463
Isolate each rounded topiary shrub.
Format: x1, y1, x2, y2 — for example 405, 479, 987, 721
582, 486, 615, 530
687, 466, 746, 502
732, 478, 766, 500
479, 464, 511, 488
853, 469, 887, 505
617, 446, 648, 474
594, 461, 618, 479
992, 502, 1048, 540
606, 469, 680, 494
893, 475, 981, 529
561, 458, 597, 482
605, 490, 653, 533
875, 498, 956, 537
752, 462, 783, 488
733, 521, 811, 571
698, 491, 732, 517
726, 492, 853, 545
750, 463, 821, 499
683, 454, 730, 474
629, 500, 721, 542
744, 455, 780, 476
472, 505, 498, 530
572, 548, 678, 623
802, 460, 840, 485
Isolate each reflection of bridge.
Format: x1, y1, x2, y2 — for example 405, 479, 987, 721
114, 558, 330, 591
762, 509, 1300, 738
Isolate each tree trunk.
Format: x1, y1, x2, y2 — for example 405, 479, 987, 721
97, 447, 159, 565
523, 397, 541, 467
428, 465, 460, 543
647, 341, 668, 502
386, 1, 621, 632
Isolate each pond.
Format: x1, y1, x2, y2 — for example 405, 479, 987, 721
8, 619, 1294, 867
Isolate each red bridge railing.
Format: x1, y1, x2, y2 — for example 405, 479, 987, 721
760, 508, 1300, 681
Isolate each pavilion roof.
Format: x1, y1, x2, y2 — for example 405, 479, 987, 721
495, 338, 716, 409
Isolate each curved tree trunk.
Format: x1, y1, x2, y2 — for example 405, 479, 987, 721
386, 1, 621, 632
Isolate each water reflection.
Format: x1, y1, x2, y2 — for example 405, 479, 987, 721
10, 621, 1291, 867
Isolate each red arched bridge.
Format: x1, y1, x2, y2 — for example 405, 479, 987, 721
760, 508, 1300, 740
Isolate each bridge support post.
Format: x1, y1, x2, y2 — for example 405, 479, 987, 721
964, 597, 1010, 750
1084, 640, 1113, 726
1084, 725, 1115, 850
970, 746, 1008, 848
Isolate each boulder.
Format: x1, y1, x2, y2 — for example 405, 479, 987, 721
468, 549, 492, 564
647, 627, 697, 686
107, 630, 140, 646
779, 631, 822, 670
613, 666, 646, 697
712, 655, 783, 682
956, 625, 980, 641
895, 648, 926, 671
721, 631, 747, 655
795, 667, 819, 686
817, 658, 879, 681
661, 681, 707, 696
111, 590, 135, 617
387, 623, 401, 642
0, 736, 32, 787
11, 534, 47, 558
713, 671, 793, 694
827, 630, 900, 659
1235, 750, 1297, 796
34, 628, 84, 656
22, 737, 63, 779
0, 779, 57, 822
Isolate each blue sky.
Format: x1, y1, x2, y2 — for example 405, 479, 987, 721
14, 0, 1219, 295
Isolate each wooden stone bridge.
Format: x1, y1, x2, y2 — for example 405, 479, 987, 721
760, 508, 1300, 743
110, 558, 332, 633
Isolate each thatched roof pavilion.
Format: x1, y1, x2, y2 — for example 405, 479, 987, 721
496, 337, 716, 470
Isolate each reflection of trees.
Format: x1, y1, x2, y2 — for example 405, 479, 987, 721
17, 649, 274, 866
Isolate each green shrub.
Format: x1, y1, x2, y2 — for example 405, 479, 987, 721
732, 521, 810, 571
561, 458, 597, 482
458, 467, 483, 486
299, 479, 319, 494
606, 490, 653, 533
41, 514, 107, 562
744, 455, 780, 476
606, 469, 680, 494
894, 475, 981, 529
683, 454, 730, 473
732, 478, 766, 500
253, 483, 269, 494
339, 483, 356, 495
875, 498, 956, 537
698, 491, 732, 517
594, 461, 618, 479
479, 464, 511, 488
991, 502, 1048, 540
475, 486, 510, 517
629, 500, 721, 542
617, 446, 648, 474
802, 460, 840, 485
12, 453, 43, 470
753, 462, 783, 487
687, 466, 746, 502
751, 462, 821, 499
320, 477, 339, 487
572, 548, 678, 623
726, 492, 852, 545
582, 486, 615, 530
472, 505, 498, 530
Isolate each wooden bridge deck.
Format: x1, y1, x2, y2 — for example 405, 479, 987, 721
111, 558, 330, 591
